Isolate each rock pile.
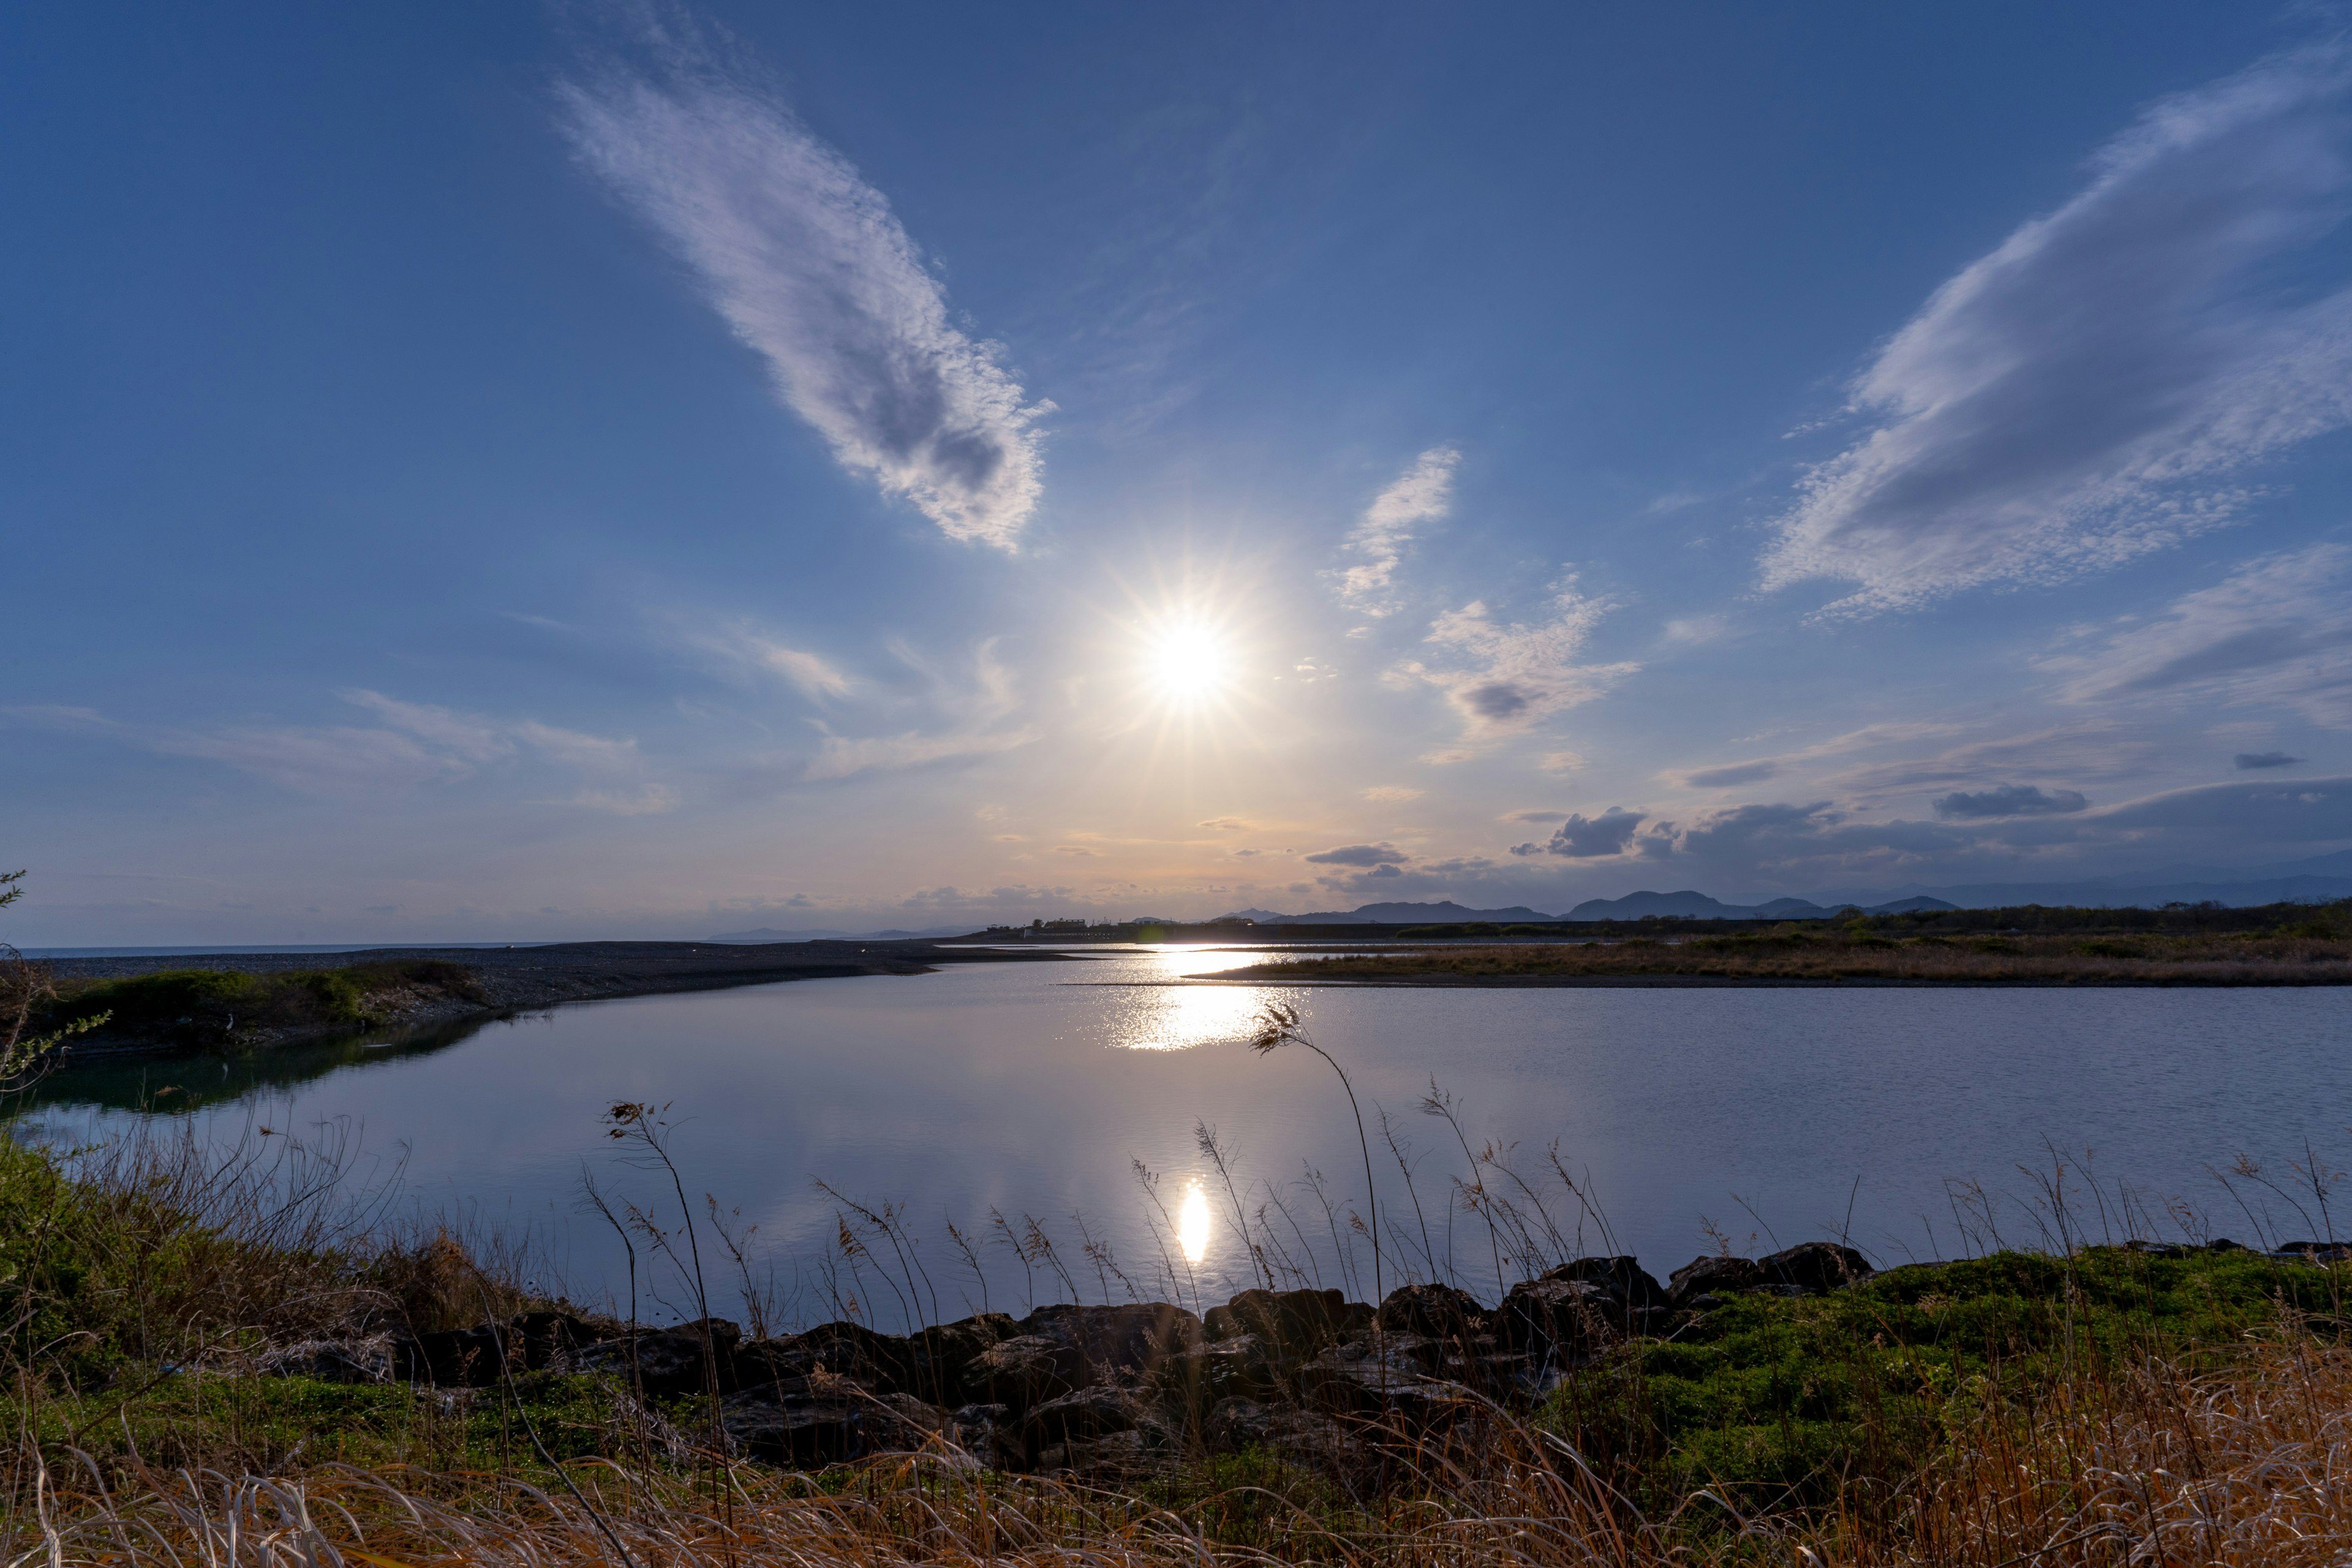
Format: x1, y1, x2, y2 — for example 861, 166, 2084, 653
281, 1246, 1886, 1474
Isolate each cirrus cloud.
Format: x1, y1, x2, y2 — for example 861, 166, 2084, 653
1765, 43, 2352, 612
557, 35, 1050, 547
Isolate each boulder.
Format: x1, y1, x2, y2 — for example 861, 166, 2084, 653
962, 1334, 1089, 1412
263, 1336, 400, 1384
513, 1310, 614, 1370
738, 1321, 914, 1393
400, 1325, 511, 1387
1019, 1302, 1205, 1374
569, 1317, 742, 1396
1298, 1335, 1474, 1423
1667, 1254, 1763, 1307
1542, 1256, 1666, 1311
1495, 1276, 1611, 1358
1375, 1283, 1487, 1338
1204, 1288, 1363, 1359
1205, 1396, 1354, 1466
1156, 1332, 1286, 1406
720, 1382, 948, 1466
1757, 1242, 1872, 1295
1023, 1384, 1155, 1446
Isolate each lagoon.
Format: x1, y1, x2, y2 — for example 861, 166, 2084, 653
18, 948, 2352, 1324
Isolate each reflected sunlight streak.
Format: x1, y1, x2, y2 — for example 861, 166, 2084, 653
1178, 1180, 1210, 1265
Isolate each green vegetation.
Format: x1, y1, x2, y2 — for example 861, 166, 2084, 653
1548, 1245, 2345, 1515
43, 959, 485, 1050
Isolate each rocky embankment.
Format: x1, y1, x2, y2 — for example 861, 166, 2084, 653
271, 1243, 1887, 1476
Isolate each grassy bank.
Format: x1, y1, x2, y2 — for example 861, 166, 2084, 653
1, 1126, 2348, 1564
1231, 923, 2352, 984
37, 959, 489, 1052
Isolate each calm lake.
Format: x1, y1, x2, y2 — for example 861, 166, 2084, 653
18, 948, 2352, 1327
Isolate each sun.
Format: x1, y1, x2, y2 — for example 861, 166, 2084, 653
1144, 616, 1234, 708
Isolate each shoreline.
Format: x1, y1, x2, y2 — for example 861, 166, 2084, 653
37, 939, 1098, 1061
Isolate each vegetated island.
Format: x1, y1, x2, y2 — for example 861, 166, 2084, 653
1222, 899, 2352, 986
4, 1124, 2350, 1566
20, 938, 1087, 1059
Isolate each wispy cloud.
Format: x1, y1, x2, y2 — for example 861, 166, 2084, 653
1360, 785, 1425, 802
1393, 576, 1636, 742
682, 619, 854, 699
9, 692, 670, 810
802, 641, 1036, 780
557, 31, 1049, 546
1336, 447, 1458, 614
1764, 42, 2352, 612
2046, 543, 2352, 724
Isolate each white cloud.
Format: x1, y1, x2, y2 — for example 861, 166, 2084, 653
1764, 43, 2352, 612
1394, 576, 1637, 741
674, 618, 854, 699
1360, 785, 1425, 802
557, 41, 1049, 547
1538, 750, 1588, 774
2046, 542, 2352, 724
1336, 447, 1458, 614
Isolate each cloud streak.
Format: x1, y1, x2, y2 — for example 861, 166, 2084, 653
558, 39, 1049, 546
2048, 543, 2352, 725
1337, 447, 1457, 614
1765, 43, 2352, 612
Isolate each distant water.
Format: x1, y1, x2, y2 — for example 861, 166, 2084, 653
17, 949, 2351, 1326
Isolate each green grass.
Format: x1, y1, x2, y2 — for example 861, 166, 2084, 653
46, 960, 484, 1049
1543, 1246, 2347, 1513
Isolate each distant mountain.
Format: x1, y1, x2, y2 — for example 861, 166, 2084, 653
1563, 890, 1752, 920
1805, 852, 2352, 911
1216, 908, 1291, 924
1235, 900, 1561, 925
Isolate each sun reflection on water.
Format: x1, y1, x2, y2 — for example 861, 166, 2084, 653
1104, 948, 1282, 1052
1177, 1180, 1210, 1264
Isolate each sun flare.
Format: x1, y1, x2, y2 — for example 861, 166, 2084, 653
1145, 618, 1234, 707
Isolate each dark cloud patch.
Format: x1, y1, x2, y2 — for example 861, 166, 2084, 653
2236, 751, 2303, 770
1517, 807, 1646, 859
1304, 843, 1409, 867
1684, 760, 1781, 788
1463, 682, 1532, 720
1932, 785, 2090, 820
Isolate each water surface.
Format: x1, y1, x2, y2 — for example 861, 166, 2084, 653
21, 949, 2351, 1324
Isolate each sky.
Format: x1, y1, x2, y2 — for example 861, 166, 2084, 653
11, 2, 2352, 943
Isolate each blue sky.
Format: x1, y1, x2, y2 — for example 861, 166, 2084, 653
11, 2, 2352, 942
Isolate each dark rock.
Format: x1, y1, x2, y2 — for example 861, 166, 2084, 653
1667, 1254, 1763, 1306
1158, 1332, 1283, 1405
570, 1317, 742, 1396
1542, 1256, 1666, 1311
2207, 1237, 2245, 1253
903, 1313, 1020, 1403
1019, 1302, 1205, 1374
1204, 1288, 1361, 1359
2271, 1241, 2352, 1261
738, 1321, 913, 1393
1299, 1336, 1474, 1423
720, 1382, 948, 1466
1496, 1276, 1611, 1358
1375, 1283, 1487, 1338
2124, 1240, 2192, 1259
513, 1310, 612, 1371
401, 1324, 512, 1387
962, 1333, 1088, 1412
1024, 1384, 1153, 1446
949, 1402, 1022, 1469
1757, 1243, 1873, 1295
1036, 1428, 1155, 1476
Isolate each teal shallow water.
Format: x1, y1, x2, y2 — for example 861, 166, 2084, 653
19, 949, 2351, 1325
